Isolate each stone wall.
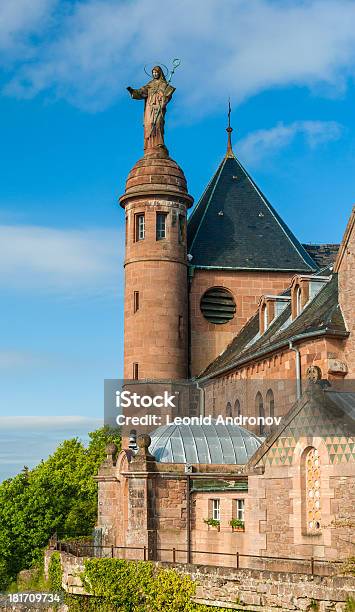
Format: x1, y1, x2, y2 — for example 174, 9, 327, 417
202, 335, 346, 437
44, 550, 355, 611
335, 207, 355, 378
189, 268, 294, 376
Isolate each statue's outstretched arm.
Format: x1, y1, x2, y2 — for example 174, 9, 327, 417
127, 86, 148, 100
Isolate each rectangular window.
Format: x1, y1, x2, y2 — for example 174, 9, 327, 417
135, 214, 145, 241
133, 363, 139, 380
134, 291, 139, 313
156, 212, 167, 240
178, 214, 185, 243
234, 499, 245, 522
212, 499, 220, 521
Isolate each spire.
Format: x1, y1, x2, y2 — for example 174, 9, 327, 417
226, 98, 234, 158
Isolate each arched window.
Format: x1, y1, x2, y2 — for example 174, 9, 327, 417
226, 402, 232, 418
304, 447, 321, 533
296, 285, 302, 316
263, 304, 268, 331
255, 392, 264, 435
266, 389, 275, 430
234, 399, 241, 417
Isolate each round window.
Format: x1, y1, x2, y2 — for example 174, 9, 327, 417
200, 287, 236, 324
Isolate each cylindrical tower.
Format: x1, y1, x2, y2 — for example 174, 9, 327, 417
120, 150, 193, 380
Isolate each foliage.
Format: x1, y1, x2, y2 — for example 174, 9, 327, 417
0, 427, 120, 590
203, 518, 220, 528
229, 519, 245, 529
48, 552, 63, 592
345, 597, 355, 612
64, 558, 233, 611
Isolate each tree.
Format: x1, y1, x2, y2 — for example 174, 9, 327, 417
0, 427, 120, 590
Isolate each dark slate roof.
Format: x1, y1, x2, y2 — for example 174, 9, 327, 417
188, 155, 317, 272
199, 274, 347, 379
303, 244, 339, 268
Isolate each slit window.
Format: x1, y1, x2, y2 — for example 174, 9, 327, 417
178, 214, 185, 243
133, 363, 139, 380
135, 214, 145, 241
134, 291, 139, 313
156, 212, 167, 240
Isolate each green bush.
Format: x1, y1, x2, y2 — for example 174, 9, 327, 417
64, 558, 233, 611
0, 427, 120, 590
345, 597, 355, 612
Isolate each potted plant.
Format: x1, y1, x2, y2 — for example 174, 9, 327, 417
230, 518, 245, 532
204, 518, 220, 531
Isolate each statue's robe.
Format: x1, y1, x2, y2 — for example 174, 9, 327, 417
130, 78, 175, 152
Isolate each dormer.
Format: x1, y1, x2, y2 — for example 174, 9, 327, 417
291, 274, 330, 320
259, 295, 291, 334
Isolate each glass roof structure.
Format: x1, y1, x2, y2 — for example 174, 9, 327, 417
149, 421, 261, 465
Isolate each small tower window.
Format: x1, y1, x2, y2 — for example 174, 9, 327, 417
133, 363, 139, 380
226, 402, 232, 418
135, 214, 145, 241
156, 212, 167, 240
133, 291, 139, 313
178, 214, 185, 243
234, 399, 241, 417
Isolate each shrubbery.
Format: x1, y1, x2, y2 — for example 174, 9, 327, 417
65, 557, 231, 611
0, 427, 120, 590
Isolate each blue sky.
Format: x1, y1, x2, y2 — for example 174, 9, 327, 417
0, 0, 355, 480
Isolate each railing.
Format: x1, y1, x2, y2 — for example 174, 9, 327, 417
54, 540, 343, 577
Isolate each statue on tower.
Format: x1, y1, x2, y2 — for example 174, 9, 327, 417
127, 64, 177, 155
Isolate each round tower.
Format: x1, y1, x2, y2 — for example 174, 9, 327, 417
120, 148, 193, 380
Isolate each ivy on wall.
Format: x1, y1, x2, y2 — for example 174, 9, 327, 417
48, 552, 63, 593
64, 558, 233, 611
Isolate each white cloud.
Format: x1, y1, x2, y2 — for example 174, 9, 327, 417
0, 224, 123, 295
237, 120, 343, 165
1, 0, 355, 112
0, 415, 102, 430
0, 0, 55, 63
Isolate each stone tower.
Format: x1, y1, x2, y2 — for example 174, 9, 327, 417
120, 66, 193, 380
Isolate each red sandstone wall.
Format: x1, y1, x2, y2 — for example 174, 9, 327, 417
335, 208, 355, 377
124, 198, 188, 380
202, 336, 345, 434
189, 269, 297, 376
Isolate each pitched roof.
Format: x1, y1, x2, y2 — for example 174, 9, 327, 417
247, 384, 355, 470
303, 243, 339, 268
188, 154, 317, 272
199, 273, 347, 380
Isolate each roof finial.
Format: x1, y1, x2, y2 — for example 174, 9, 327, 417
225, 98, 234, 158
